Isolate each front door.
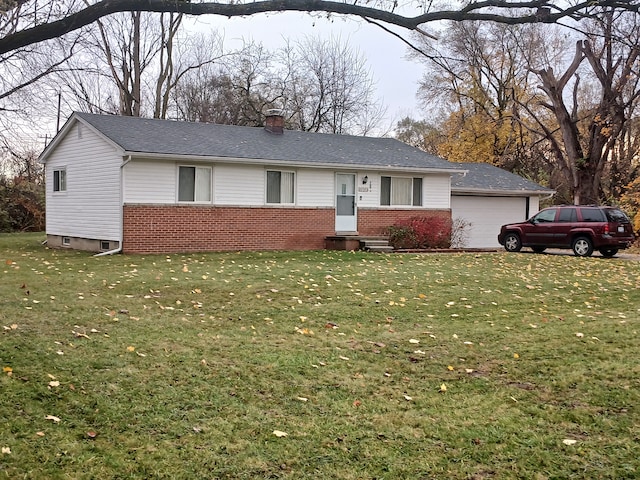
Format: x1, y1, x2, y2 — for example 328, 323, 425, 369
335, 173, 357, 232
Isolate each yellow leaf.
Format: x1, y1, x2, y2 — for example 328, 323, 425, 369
447, 365, 454, 371
1, 447, 10, 455
127, 346, 135, 352
513, 353, 520, 359
35, 432, 45, 437
48, 381, 60, 387
439, 383, 447, 393
2, 366, 12, 373
418, 293, 427, 299
45, 415, 61, 423
273, 430, 288, 437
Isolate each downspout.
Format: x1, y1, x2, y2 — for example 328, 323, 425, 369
94, 155, 131, 257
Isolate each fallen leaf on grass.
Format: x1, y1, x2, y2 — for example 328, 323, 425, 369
575, 332, 584, 338
3, 366, 12, 374
403, 394, 413, 401
86, 431, 98, 439
35, 432, 45, 437
513, 353, 520, 359
273, 430, 288, 437
1, 447, 10, 455
339, 356, 350, 361
48, 381, 60, 387
45, 415, 61, 423
126, 346, 135, 352
562, 439, 578, 446
409, 339, 420, 344
439, 383, 447, 393
296, 397, 308, 402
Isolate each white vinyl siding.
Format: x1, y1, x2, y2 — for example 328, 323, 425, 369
297, 169, 333, 206
45, 122, 122, 241
123, 160, 176, 203
422, 174, 451, 209
215, 164, 264, 205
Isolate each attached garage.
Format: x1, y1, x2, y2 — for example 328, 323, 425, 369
451, 163, 554, 249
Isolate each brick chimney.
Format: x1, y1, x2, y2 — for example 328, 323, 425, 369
264, 109, 284, 134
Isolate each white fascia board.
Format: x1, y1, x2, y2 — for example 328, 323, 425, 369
125, 151, 466, 175
452, 188, 555, 196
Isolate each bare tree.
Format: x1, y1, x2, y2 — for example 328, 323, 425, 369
530, 9, 640, 204
282, 35, 385, 134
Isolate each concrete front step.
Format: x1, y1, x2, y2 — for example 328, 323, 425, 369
360, 237, 393, 253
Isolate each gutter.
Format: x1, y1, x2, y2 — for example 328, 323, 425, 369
94, 155, 131, 257
452, 188, 556, 197
124, 151, 466, 175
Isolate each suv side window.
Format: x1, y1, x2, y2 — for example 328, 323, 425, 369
558, 208, 577, 222
605, 209, 630, 223
580, 208, 606, 222
533, 208, 557, 223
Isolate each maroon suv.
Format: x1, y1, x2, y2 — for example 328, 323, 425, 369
498, 206, 635, 257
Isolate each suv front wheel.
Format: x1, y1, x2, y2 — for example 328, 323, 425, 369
503, 232, 522, 252
572, 236, 594, 257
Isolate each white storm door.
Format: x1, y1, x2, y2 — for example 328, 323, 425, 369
335, 173, 357, 232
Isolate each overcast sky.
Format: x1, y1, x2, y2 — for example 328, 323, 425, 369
188, 11, 427, 131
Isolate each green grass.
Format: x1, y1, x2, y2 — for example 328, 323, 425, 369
1, 232, 639, 479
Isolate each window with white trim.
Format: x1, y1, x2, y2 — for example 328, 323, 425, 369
380, 176, 422, 206
178, 166, 211, 202
53, 168, 67, 192
266, 170, 295, 204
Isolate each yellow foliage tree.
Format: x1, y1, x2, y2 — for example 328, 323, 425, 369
620, 177, 640, 234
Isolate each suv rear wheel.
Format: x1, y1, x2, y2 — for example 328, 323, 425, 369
532, 246, 546, 253
503, 232, 522, 252
572, 236, 594, 257
599, 248, 618, 258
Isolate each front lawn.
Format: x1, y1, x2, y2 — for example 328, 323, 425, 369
1, 233, 639, 479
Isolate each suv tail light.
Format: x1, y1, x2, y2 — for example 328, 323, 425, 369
604, 223, 610, 235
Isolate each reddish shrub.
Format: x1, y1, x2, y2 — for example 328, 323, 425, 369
386, 215, 452, 249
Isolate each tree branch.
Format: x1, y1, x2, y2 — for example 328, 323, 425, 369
1, 0, 639, 56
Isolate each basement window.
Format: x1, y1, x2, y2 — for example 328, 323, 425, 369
100, 241, 110, 250
62, 236, 71, 246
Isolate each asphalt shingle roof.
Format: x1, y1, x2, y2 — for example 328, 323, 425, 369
451, 162, 554, 194
74, 112, 459, 172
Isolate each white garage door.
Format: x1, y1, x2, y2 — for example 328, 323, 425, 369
451, 196, 530, 249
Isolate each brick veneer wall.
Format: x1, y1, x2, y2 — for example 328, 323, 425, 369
358, 208, 451, 236
123, 205, 335, 254
122, 204, 451, 254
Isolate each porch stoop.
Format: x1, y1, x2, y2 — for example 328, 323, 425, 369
325, 235, 393, 252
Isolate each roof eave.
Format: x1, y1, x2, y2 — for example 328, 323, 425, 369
124, 151, 466, 174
